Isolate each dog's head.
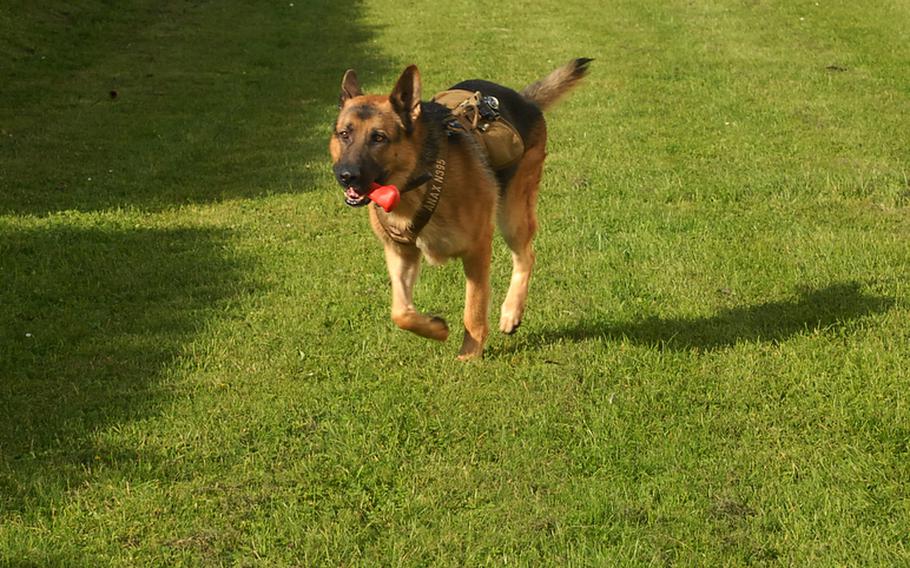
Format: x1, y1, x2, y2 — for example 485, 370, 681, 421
329, 66, 423, 207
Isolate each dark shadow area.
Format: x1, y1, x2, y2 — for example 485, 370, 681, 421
517, 282, 894, 352
0, 225, 249, 512
0, 0, 394, 215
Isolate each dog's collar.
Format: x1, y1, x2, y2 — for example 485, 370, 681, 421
399, 171, 433, 194
374, 155, 447, 245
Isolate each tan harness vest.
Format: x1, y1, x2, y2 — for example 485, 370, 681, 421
431, 89, 525, 170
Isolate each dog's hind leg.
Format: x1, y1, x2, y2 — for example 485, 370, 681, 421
384, 244, 450, 341
497, 126, 546, 334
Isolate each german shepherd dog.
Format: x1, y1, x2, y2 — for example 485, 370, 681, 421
330, 59, 591, 359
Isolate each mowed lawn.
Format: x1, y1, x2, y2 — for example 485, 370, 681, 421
1, 0, 908, 565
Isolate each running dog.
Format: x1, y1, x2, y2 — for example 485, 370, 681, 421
329, 58, 591, 359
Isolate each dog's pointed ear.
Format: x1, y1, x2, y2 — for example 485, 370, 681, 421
390, 65, 421, 131
339, 69, 363, 107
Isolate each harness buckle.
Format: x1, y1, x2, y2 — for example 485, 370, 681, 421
479, 96, 500, 121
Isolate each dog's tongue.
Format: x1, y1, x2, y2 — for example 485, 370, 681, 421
345, 184, 398, 211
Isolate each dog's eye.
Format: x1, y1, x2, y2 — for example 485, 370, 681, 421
337, 130, 351, 142
370, 132, 388, 144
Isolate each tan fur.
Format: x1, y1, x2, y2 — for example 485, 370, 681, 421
330, 61, 588, 359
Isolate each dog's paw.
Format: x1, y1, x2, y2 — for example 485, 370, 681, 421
457, 329, 487, 360
427, 316, 450, 342
457, 350, 483, 362
457, 341, 484, 361
499, 312, 522, 335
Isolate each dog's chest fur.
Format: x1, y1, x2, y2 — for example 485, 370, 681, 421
415, 221, 464, 265
372, 207, 463, 265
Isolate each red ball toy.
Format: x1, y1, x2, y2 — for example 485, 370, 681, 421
368, 183, 400, 212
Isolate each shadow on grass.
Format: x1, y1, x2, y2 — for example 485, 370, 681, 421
0, 225, 249, 512
0, 0, 394, 214
519, 282, 893, 352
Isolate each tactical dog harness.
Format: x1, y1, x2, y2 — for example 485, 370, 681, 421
374, 90, 524, 245
375, 155, 447, 245
433, 89, 524, 170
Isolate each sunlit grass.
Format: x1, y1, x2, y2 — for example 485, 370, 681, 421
1, 0, 908, 565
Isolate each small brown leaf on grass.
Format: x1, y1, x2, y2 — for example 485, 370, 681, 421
572, 176, 592, 189
712, 497, 755, 520
826, 65, 848, 72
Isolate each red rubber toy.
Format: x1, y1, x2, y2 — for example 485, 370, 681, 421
368, 183, 400, 212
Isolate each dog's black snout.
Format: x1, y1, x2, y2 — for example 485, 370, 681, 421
335, 164, 360, 187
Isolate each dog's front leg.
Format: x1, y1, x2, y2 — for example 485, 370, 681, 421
458, 244, 492, 360
384, 243, 449, 341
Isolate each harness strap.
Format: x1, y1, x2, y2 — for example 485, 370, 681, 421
374, 154, 447, 245
399, 171, 432, 194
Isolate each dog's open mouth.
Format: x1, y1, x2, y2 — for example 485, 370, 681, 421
344, 187, 370, 207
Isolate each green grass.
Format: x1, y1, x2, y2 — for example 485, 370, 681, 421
1, 0, 909, 565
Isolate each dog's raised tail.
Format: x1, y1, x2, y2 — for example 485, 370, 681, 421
521, 57, 593, 110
